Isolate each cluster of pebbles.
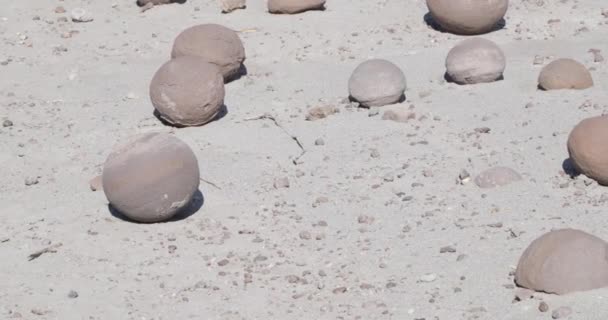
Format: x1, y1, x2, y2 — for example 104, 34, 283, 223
99, 0, 608, 308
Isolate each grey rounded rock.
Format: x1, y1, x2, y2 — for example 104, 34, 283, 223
150, 56, 225, 127
446, 37, 506, 85
102, 132, 200, 223
426, 0, 509, 35
474, 166, 521, 188
348, 59, 406, 107
171, 24, 245, 81
515, 229, 608, 295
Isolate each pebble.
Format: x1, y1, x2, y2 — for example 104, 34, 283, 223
314, 138, 325, 146
3, 119, 13, 127
382, 109, 415, 123
368, 108, 379, 117
89, 175, 102, 192
439, 246, 456, 253
370, 149, 380, 158
305, 105, 339, 121
220, 0, 246, 13
71, 8, 93, 23
551, 306, 572, 319
67, 290, 79, 298
273, 177, 290, 189
539, 301, 549, 313
25, 176, 39, 186
418, 273, 437, 283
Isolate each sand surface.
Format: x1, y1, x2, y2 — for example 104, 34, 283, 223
2, 0, 608, 319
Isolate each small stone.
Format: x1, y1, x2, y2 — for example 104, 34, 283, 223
71, 8, 93, 23
370, 149, 380, 158
332, 286, 347, 294
3, 119, 13, 127
368, 108, 380, 117
314, 138, 325, 146
89, 175, 102, 192
220, 0, 246, 13
25, 176, 39, 186
299, 231, 311, 240
514, 288, 534, 302
273, 177, 290, 189
217, 259, 229, 266
419, 273, 437, 283
55, 6, 66, 13
440, 246, 456, 253
539, 301, 549, 313
551, 306, 572, 319
306, 105, 339, 121
67, 290, 78, 298
357, 215, 374, 224
382, 109, 415, 123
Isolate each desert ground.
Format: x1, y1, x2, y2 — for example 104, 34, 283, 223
2, 0, 608, 319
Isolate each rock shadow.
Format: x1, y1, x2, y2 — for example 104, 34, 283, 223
108, 189, 204, 223
444, 72, 505, 84
153, 104, 228, 128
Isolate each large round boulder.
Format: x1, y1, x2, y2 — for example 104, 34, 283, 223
538, 58, 593, 90
150, 56, 225, 127
426, 0, 509, 35
567, 115, 608, 185
515, 229, 608, 294
102, 132, 200, 223
348, 59, 406, 108
171, 24, 245, 81
445, 37, 506, 85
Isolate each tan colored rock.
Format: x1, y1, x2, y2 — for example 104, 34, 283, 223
102, 132, 200, 223
305, 105, 339, 121
268, 0, 326, 14
474, 166, 521, 188
382, 109, 415, 123
515, 229, 608, 294
171, 24, 246, 81
348, 59, 407, 107
446, 37, 505, 85
426, 0, 508, 35
150, 56, 225, 127
567, 115, 608, 185
538, 58, 593, 90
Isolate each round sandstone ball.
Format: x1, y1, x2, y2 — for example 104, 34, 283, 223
426, 0, 508, 35
538, 58, 593, 90
567, 115, 608, 185
268, 0, 326, 14
150, 56, 225, 127
171, 24, 245, 81
348, 59, 406, 108
515, 229, 608, 294
102, 132, 200, 223
446, 37, 506, 85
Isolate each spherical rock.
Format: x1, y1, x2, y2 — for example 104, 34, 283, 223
348, 59, 406, 107
446, 37, 506, 85
150, 56, 225, 127
538, 58, 593, 90
268, 0, 326, 14
102, 132, 200, 223
426, 0, 508, 35
171, 24, 245, 81
567, 115, 608, 185
474, 166, 521, 188
515, 229, 608, 294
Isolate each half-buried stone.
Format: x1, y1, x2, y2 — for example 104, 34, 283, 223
567, 115, 608, 185
515, 229, 608, 295
445, 37, 506, 85
348, 59, 406, 108
102, 132, 200, 223
150, 56, 225, 127
268, 0, 326, 14
538, 58, 593, 90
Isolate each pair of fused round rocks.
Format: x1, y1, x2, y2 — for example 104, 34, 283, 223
102, 132, 200, 223
150, 24, 245, 127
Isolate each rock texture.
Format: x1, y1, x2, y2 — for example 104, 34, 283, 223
446, 37, 506, 85
150, 56, 225, 127
102, 132, 200, 223
426, 0, 509, 35
171, 24, 246, 81
268, 0, 326, 14
348, 59, 406, 107
567, 115, 608, 185
538, 58, 593, 90
515, 229, 608, 295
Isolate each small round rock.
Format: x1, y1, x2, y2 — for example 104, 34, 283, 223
268, 0, 326, 14
515, 229, 608, 294
348, 59, 406, 107
567, 115, 608, 185
474, 166, 521, 188
446, 37, 506, 85
538, 58, 593, 90
102, 132, 200, 223
171, 24, 245, 81
150, 56, 225, 127
426, 0, 508, 35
